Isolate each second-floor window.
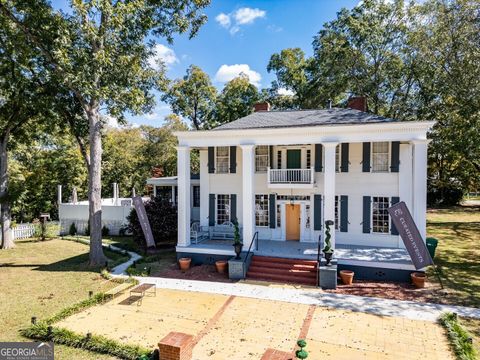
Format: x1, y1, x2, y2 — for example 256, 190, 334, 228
335, 145, 341, 172
255, 146, 269, 172
277, 150, 282, 169
306, 149, 311, 168
372, 142, 389, 172
216, 147, 229, 173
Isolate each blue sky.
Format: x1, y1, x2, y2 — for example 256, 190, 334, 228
51, 0, 359, 126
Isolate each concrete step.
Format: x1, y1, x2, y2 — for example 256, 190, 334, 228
251, 256, 317, 266
250, 260, 316, 271
247, 271, 317, 286
248, 265, 317, 278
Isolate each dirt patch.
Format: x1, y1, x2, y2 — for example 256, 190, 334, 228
152, 263, 235, 283
326, 279, 454, 304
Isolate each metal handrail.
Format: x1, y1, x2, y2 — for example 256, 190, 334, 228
243, 231, 259, 265
316, 234, 322, 287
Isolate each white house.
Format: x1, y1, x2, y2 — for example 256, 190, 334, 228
174, 99, 434, 285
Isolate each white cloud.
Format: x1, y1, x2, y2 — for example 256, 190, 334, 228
234, 7, 266, 25
215, 13, 231, 28
277, 87, 295, 96
148, 44, 178, 70
103, 115, 119, 128
214, 64, 262, 87
215, 7, 266, 35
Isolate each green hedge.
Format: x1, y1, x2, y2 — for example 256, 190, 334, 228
439, 313, 477, 360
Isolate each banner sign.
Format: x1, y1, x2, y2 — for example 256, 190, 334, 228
132, 196, 156, 248
388, 201, 433, 270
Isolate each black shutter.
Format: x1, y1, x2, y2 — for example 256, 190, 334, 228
209, 194, 215, 226
341, 143, 349, 172
315, 144, 323, 172
362, 196, 371, 233
230, 194, 237, 222
269, 146, 274, 169
208, 147, 215, 173
340, 195, 348, 232
391, 197, 400, 235
229, 146, 237, 173
269, 194, 276, 229
390, 141, 400, 172
362, 142, 371, 172
314, 195, 322, 230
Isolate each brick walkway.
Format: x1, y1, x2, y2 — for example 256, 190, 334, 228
58, 288, 454, 360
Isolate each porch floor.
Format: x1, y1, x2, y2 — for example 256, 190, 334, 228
183, 239, 412, 265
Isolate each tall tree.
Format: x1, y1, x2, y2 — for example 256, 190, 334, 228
212, 74, 260, 127
0, 0, 209, 264
162, 65, 217, 130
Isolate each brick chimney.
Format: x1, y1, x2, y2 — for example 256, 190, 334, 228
347, 96, 368, 112
253, 102, 271, 112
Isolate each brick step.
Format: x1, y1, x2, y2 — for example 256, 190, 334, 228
248, 265, 317, 278
247, 271, 317, 286
251, 256, 317, 266
250, 260, 317, 271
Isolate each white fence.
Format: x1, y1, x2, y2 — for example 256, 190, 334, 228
268, 167, 314, 184
13, 224, 36, 240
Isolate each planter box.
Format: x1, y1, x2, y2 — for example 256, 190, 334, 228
228, 253, 253, 280
318, 264, 337, 289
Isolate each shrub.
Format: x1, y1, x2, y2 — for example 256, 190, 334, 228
126, 196, 177, 249
439, 313, 477, 360
102, 225, 110, 236
427, 184, 464, 206
69, 222, 77, 236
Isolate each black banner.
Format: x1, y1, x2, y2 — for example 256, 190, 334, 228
388, 201, 433, 270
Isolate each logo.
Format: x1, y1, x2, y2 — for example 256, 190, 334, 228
0, 342, 54, 360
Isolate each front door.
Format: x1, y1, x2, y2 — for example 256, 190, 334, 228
286, 204, 300, 241
287, 149, 301, 169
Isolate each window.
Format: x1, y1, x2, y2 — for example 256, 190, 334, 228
334, 196, 340, 230
255, 146, 269, 172
156, 186, 172, 203
193, 186, 200, 207
305, 205, 311, 229
255, 194, 269, 227
216, 147, 229, 173
216, 194, 230, 224
372, 197, 390, 233
306, 149, 311, 168
277, 150, 282, 169
335, 145, 340, 172
372, 142, 389, 172
277, 204, 282, 227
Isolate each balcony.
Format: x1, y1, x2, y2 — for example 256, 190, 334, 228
267, 167, 315, 188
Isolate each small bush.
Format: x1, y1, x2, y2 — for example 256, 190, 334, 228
427, 184, 464, 206
69, 223, 77, 236
102, 225, 110, 236
439, 313, 477, 360
127, 197, 177, 249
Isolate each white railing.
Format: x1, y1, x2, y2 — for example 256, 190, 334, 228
267, 167, 314, 184
12, 224, 36, 240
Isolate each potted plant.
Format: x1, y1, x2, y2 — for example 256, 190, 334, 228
339, 270, 355, 285
295, 339, 308, 359
215, 260, 228, 273
178, 257, 191, 272
411, 272, 426, 288
322, 220, 334, 265
232, 220, 243, 259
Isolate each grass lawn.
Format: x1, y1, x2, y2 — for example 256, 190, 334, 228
0, 238, 126, 359
426, 206, 480, 307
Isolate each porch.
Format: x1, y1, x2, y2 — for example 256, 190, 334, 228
177, 239, 413, 268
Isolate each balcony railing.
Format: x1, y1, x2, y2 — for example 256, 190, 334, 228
267, 167, 314, 185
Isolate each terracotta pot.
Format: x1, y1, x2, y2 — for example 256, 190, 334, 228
411, 272, 426, 288
178, 257, 191, 272
339, 270, 355, 285
215, 260, 228, 274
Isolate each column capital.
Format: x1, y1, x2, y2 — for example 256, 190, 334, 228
240, 144, 255, 150
322, 141, 339, 148
176, 145, 190, 151
411, 139, 430, 145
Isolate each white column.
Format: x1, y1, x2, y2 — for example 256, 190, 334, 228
398, 142, 413, 248
241, 145, 255, 248
199, 149, 210, 227
412, 139, 428, 241
171, 185, 176, 205
57, 185, 62, 204
323, 142, 338, 250
177, 146, 191, 246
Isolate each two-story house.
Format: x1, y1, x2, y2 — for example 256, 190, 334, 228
174, 98, 434, 285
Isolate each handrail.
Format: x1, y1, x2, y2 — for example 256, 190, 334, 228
316, 234, 322, 287
243, 231, 259, 265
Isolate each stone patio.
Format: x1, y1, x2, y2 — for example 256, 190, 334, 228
57, 287, 454, 359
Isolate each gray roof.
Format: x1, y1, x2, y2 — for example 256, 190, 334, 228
212, 108, 400, 131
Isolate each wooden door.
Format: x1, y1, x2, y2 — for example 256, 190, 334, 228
286, 204, 300, 241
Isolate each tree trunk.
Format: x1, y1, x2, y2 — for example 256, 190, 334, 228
0, 135, 14, 249
86, 105, 106, 266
